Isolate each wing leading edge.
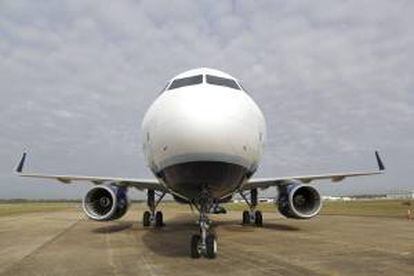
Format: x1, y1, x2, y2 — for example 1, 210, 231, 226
15, 152, 167, 192
242, 151, 385, 191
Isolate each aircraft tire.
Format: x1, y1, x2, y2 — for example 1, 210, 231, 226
155, 211, 164, 227
255, 210, 263, 227
190, 235, 201, 258
143, 211, 151, 227
205, 234, 217, 259
242, 210, 250, 225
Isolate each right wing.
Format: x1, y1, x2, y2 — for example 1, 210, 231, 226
241, 151, 385, 191
15, 152, 168, 192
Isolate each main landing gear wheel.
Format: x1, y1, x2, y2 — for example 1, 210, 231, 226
242, 210, 263, 227
240, 189, 263, 227
143, 189, 166, 228
242, 210, 250, 225
191, 235, 201, 259
142, 211, 164, 227
143, 211, 151, 227
255, 210, 263, 227
155, 211, 164, 227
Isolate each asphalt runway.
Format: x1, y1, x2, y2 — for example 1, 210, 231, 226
1, 205, 413, 275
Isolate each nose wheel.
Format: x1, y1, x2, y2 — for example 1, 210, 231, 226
190, 190, 218, 259
190, 219, 217, 259
205, 233, 218, 258
190, 233, 217, 259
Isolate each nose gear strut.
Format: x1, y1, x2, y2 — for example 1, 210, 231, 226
190, 188, 218, 259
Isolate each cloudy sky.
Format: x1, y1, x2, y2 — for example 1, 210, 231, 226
0, 0, 413, 199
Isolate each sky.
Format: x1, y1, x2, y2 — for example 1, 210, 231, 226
0, 0, 413, 199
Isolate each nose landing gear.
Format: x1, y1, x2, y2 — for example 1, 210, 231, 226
190, 217, 217, 259
190, 189, 218, 259
190, 216, 217, 259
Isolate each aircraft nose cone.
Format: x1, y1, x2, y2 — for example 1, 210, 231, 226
142, 87, 265, 171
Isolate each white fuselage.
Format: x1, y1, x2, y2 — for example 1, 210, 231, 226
141, 68, 266, 201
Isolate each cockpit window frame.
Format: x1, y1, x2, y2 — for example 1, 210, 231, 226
167, 74, 203, 90
206, 74, 241, 90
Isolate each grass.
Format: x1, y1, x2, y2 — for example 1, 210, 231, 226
0, 200, 412, 218
321, 200, 413, 218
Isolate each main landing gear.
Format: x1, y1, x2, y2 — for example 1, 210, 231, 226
190, 190, 218, 259
143, 189, 166, 228
240, 188, 263, 227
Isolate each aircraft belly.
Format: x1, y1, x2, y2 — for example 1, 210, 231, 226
156, 161, 250, 200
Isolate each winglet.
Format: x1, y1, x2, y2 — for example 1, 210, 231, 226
16, 152, 27, 173
375, 151, 385, 171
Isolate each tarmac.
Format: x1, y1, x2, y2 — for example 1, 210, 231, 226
0, 205, 413, 275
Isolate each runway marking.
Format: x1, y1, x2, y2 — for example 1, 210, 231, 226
104, 232, 119, 276
127, 223, 159, 276
140, 253, 158, 276
1, 217, 80, 275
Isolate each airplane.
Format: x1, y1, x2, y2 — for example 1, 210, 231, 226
15, 68, 385, 259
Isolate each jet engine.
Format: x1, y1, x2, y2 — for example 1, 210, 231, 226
277, 183, 322, 219
83, 185, 129, 221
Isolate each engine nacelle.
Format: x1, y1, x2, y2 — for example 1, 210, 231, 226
83, 185, 129, 221
277, 183, 322, 219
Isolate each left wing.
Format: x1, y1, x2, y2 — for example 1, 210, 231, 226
241, 151, 385, 191
15, 152, 168, 192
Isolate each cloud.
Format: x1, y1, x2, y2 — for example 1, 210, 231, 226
0, 0, 413, 198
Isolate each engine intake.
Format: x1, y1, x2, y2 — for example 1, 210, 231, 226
278, 184, 322, 219
83, 185, 129, 221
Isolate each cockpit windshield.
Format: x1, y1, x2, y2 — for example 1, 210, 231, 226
166, 73, 242, 92
206, 75, 240, 90
168, 75, 203, 90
